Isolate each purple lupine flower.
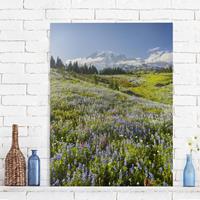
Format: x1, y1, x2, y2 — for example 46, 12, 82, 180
124, 158, 127, 166
91, 175, 95, 186
148, 172, 154, 180
159, 167, 163, 173
56, 153, 62, 160
137, 162, 142, 170
119, 170, 123, 179
82, 171, 87, 182
163, 182, 168, 186
130, 164, 134, 173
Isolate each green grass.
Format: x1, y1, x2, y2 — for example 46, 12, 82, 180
50, 68, 173, 186
69, 71, 172, 105
130, 73, 172, 104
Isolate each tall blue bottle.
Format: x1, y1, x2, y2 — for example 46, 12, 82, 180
183, 154, 195, 187
28, 150, 40, 186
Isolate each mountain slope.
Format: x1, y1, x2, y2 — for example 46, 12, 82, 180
66, 50, 172, 71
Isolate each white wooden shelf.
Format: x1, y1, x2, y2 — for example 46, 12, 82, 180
0, 186, 199, 200
0, 186, 199, 192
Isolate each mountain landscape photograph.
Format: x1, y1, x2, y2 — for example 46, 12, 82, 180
50, 23, 173, 186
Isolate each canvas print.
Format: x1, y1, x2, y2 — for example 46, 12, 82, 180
50, 23, 173, 186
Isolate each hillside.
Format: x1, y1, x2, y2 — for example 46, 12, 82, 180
50, 68, 173, 186
70, 71, 172, 105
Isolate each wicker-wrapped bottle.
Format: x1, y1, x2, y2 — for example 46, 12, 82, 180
5, 124, 26, 186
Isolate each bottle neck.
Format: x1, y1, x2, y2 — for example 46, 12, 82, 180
32, 150, 37, 155
12, 125, 19, 149
186, 154, 192, 164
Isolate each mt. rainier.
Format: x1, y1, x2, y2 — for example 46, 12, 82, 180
66, 50, 172, 71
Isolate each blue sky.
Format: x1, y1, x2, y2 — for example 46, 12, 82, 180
50, 23, 172, 61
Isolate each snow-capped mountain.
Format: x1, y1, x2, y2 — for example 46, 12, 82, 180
66, 51, 127, 70
66, 50, 172, 71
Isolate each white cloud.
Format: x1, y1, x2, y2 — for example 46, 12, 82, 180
148, 47, 160, 53
145, 50, 172, 64
66, 56, 104, 65
117, 58, 143, 66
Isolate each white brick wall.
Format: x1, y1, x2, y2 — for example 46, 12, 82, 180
0, 0, 200, 198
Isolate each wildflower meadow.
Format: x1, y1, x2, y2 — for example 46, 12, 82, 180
50, 68, 172, 186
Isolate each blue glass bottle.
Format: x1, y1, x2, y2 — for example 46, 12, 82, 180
183, 154, 195, 187
28, 150, 40, 186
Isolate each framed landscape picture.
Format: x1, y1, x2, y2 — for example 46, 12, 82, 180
50, 23, 173, 186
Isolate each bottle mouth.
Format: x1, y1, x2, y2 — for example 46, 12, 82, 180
31, 150, 38, 154
12, 124, 18, 132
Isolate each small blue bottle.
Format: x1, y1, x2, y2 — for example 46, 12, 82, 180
183, 154, 195, 187
28, 150, 40, 186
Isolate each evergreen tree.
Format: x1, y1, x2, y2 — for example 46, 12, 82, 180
67, 61, 73, 71
56, 57, 65, 69
82, 63, 88, 74
50, 56, 56, 68
100, 67, 126, 75
66, 62, 99, 75
73, 61, 79, 73
90, 65, 98, 74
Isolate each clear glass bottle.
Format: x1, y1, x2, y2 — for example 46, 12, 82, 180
28, 150, 40, 186
183, 154, 195, 187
